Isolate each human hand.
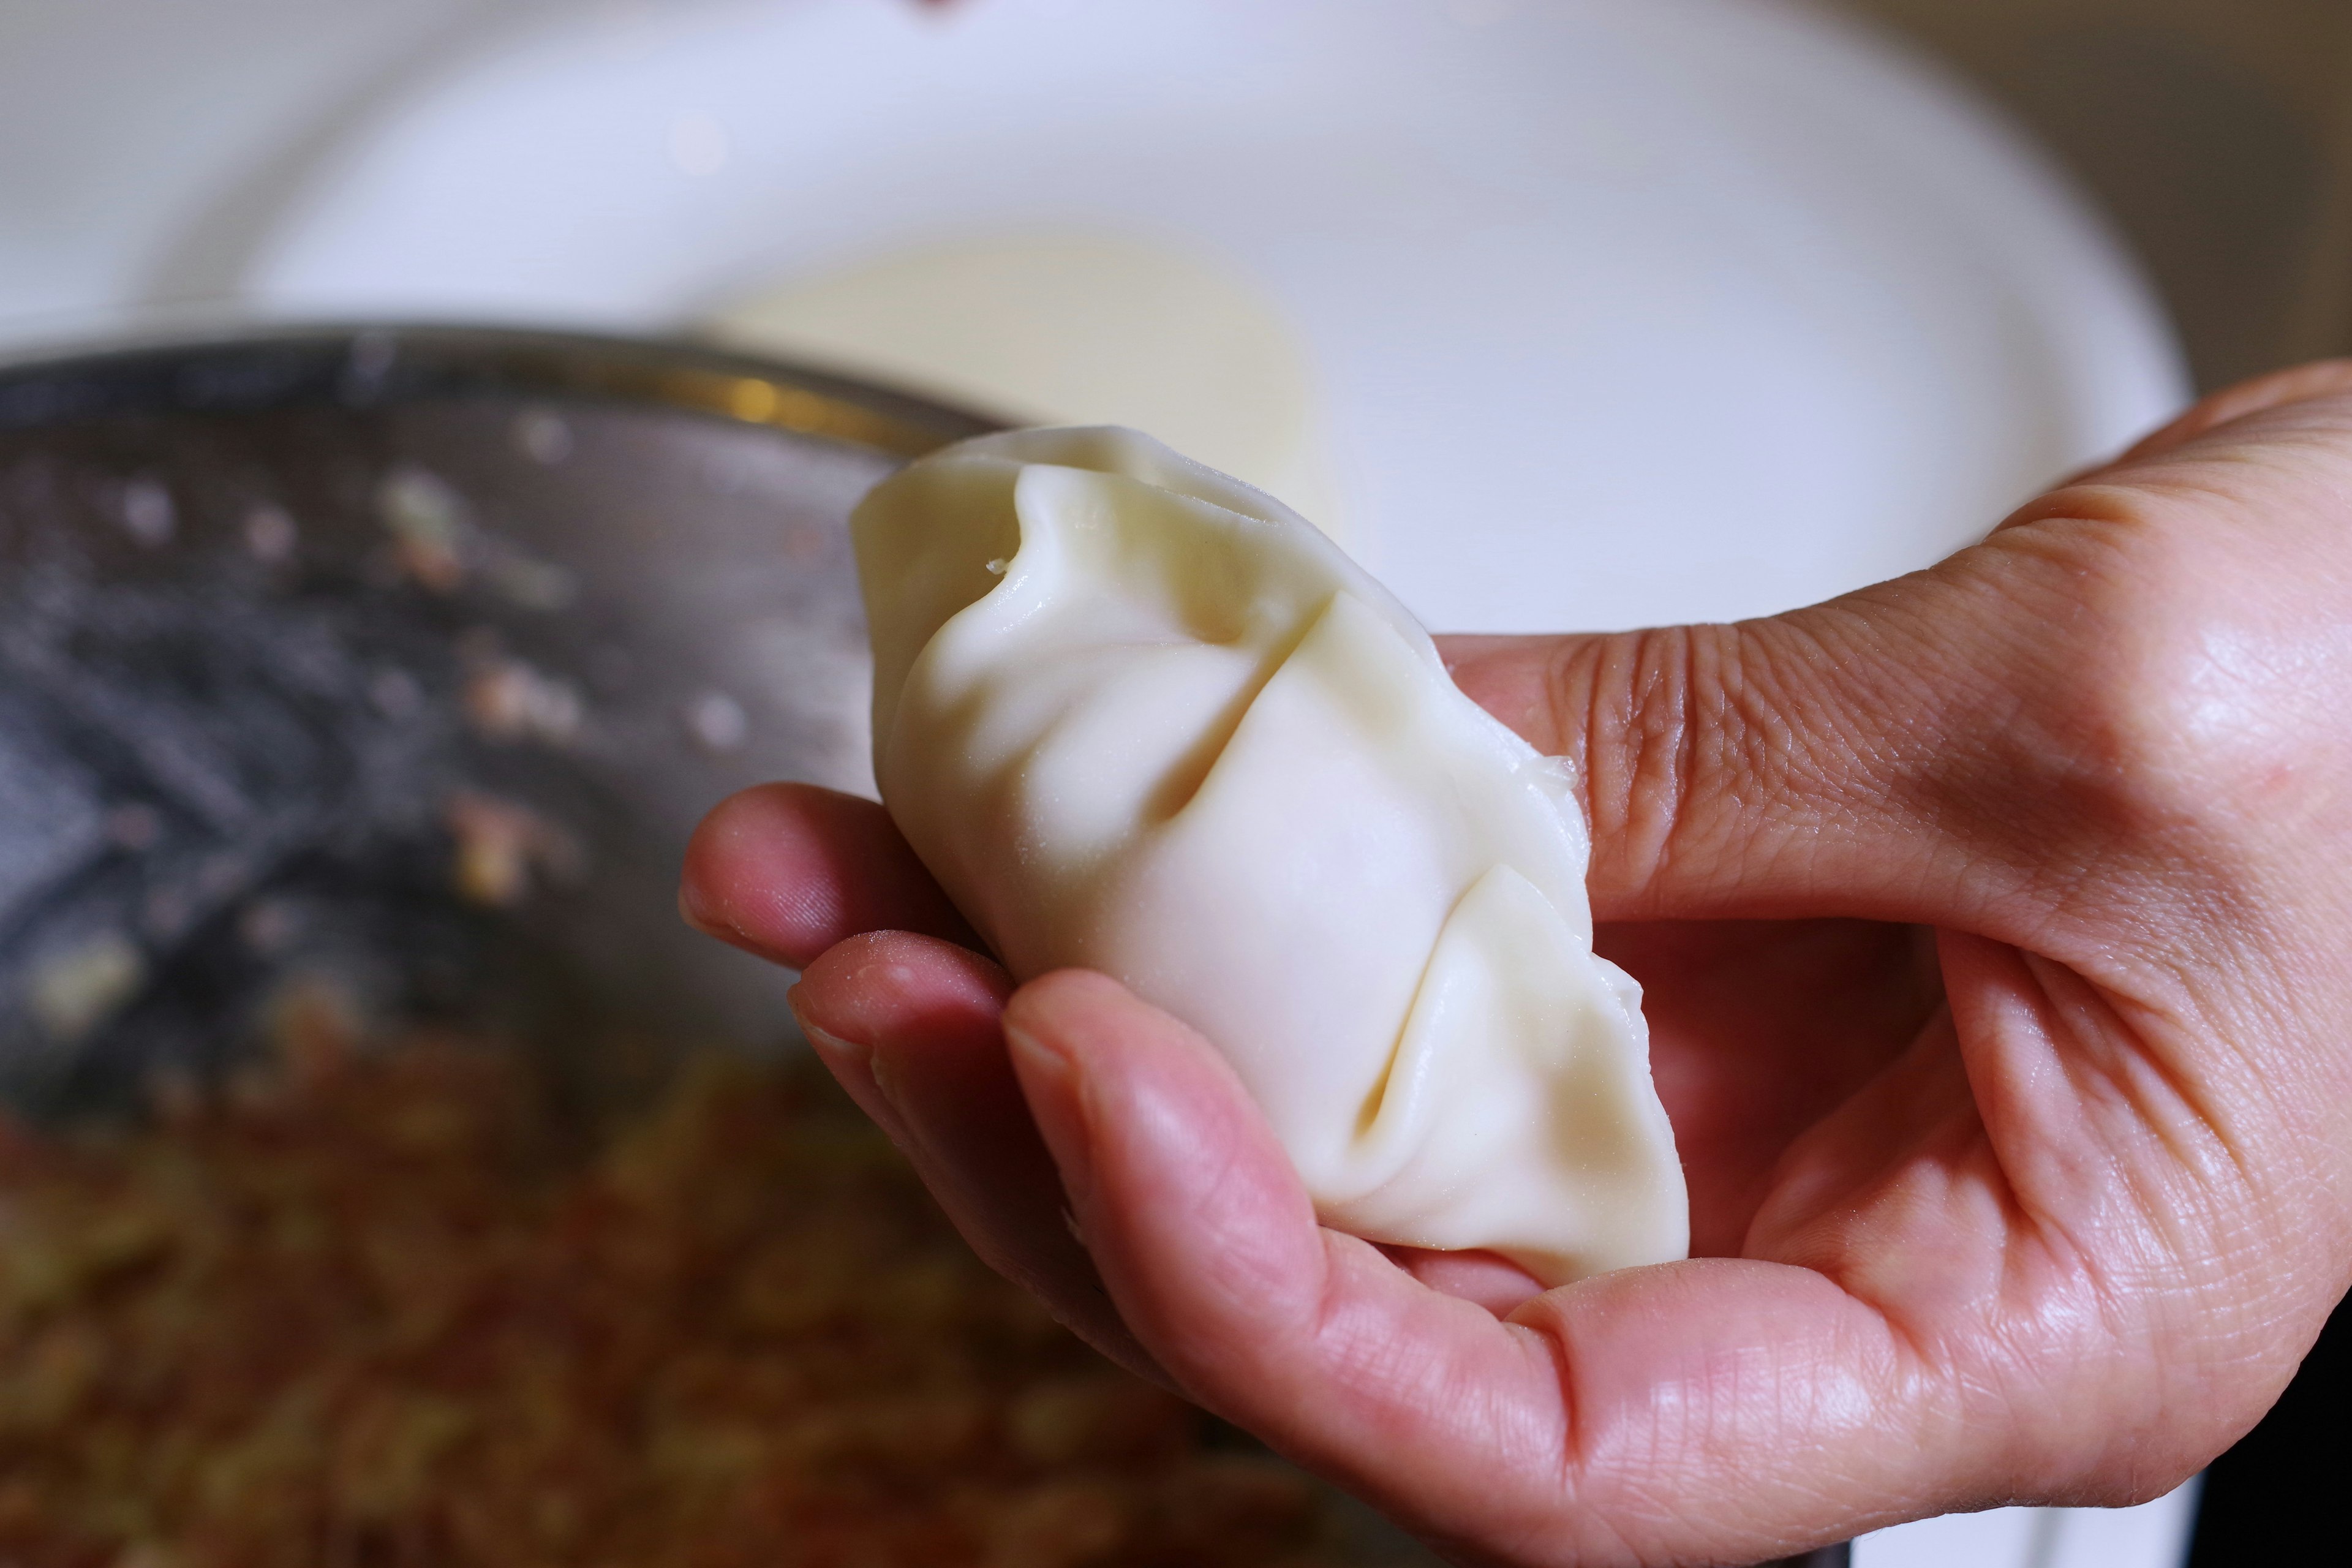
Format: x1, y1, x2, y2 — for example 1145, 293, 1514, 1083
680, 366, 2352, 1565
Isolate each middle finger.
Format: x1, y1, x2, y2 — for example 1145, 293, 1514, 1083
789, 930, 1162, 1381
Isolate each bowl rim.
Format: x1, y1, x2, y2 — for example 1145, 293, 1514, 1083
0, 322, 1005, 459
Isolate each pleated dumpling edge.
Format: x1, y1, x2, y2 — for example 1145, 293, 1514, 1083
851, 428, 1688, 1286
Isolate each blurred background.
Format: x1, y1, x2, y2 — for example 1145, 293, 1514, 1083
11, 0, 2345, 374
6, 0, 2347, 635
2, 3, 2346, 1565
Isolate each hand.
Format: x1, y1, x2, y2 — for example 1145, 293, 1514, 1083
680, 366, 2352, 1566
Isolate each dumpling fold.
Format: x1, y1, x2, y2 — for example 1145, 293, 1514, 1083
853, 428, 1687, 1286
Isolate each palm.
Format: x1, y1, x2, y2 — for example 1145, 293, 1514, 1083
1600, 921, 1943, 1260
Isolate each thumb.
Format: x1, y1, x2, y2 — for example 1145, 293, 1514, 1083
1440, 362, 2352, 934
1439, 580, 1999, 927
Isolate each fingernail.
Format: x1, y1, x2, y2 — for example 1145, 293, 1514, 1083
865, 1041, 908, 1121
798, 1011, 900, 1123
677, 883, 732, 941
1005, 1019, 1095, 1207
790, 991, 924, 1158
790, 990, 869, 1076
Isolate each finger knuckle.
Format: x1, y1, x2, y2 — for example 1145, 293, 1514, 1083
1947, 488, 2347, 940
1558, 624, 1823, 898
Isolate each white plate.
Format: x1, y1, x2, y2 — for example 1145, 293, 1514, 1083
241, 0, 2187, 632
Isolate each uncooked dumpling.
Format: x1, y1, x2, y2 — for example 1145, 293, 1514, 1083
853, 428, 1686, 1286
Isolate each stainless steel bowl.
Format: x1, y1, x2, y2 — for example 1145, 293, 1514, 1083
0, 324, 994, 1117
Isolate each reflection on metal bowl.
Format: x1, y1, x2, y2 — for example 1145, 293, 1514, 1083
0, 326, 993, 1117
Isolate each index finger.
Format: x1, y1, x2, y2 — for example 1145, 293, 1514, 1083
1001, 970, 1943, 1566
679, 782, 979, 968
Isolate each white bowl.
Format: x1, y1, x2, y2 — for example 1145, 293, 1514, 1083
240, 0, 2187, 630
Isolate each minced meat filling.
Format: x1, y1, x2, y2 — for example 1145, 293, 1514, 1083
0, 1015, 1340, 1568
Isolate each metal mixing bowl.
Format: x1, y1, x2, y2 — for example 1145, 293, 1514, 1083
0, 324, 992, 1117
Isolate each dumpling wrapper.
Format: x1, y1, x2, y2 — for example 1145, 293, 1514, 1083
854, 428, 1687, 1286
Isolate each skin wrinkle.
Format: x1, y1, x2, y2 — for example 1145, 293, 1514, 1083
1184, 1163, 1313, 1358
1980, 1175, 2097, 1363
1275, 1253, 1582, 1562
1555, 1333, 1702, 1562
1672, 1278, 1894, 1468
1319, 1294, 1540, 1494
2180, 624, 2328, 774
1570, 601, 2033, 932
2096, 899, 2311, 1144
1795, 1154, 2009, 1368
1302, 1260, 1428, 1410
1956, 951, 2145, 1224
1743, 1005, 1956, 1226
1524, 1317, 1591, 1529
1776, 1336, 1887, 1476
1918, 1307, 2089, 1498
1472, 1329, 1578, 1475
805, 946, 1177, 1384
1566, 620, 1860, 918
1962, 1142, 2195, 1488
1995, 1240, 2119, 1411
1834, 1177, 2005, 1374
1552, 627, 1687, 907
1961, 940, 2264, 1479
1689, 1314, 1868, 1533
2184, 1235, 2342, 1423
2024, 951, 2253, 1194
1719, 625, 1887, 891
1116, 1092, 1284, 1340
1749, 612, 1896, 810
1719, 631, 1817, 859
